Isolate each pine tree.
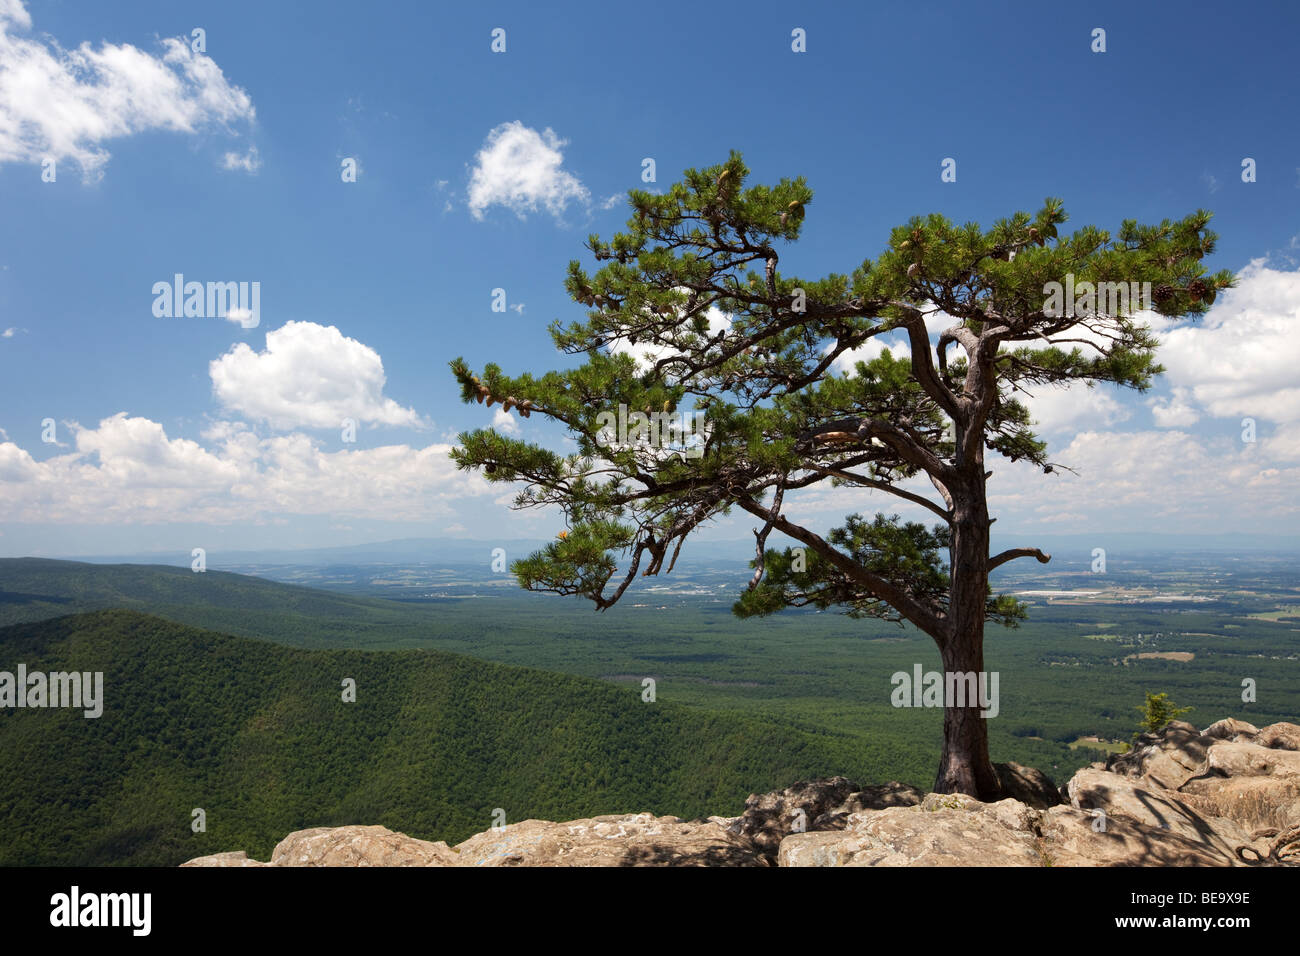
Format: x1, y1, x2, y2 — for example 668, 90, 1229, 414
1133, 691, 1194, 743
450, 152, 1232, 799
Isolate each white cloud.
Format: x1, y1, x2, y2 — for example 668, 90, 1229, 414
984, 429, 1300, 531
0, 1, 31, 29
1264, 423, 1300, 463
467, 121, 589, 221
0, 413, 491, 525
490, 407, 520, 435
922, 306, 958, 337
780, 426, 1300, 536
221, 145, 261, 173
209, 321, 426, 430
0, 1, 255, 179
1023, 383, 1130, 434
1155, 260, 1300, 423
1148, 386, 1200, 428
831, 335, 911, 376
225, 306, 254, 327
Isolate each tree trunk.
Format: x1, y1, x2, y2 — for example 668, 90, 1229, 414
933, 620, 1001, 799
932, 464, 1002, 800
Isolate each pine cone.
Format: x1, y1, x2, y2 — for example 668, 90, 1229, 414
1152, 284, 1175, 305
1187, 279, 1209, 302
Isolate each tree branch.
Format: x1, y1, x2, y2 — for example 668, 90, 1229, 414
989, 547, 1051, 571
748, 482, 785, 590
892, 304, 961, 419
736, 496, 947, 640
802, 462, 950, 521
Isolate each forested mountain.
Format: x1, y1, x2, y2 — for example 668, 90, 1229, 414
4, 556, 1294, 799
0, 609, 874, 865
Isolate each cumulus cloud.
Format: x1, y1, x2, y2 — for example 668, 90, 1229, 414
1022, 383, 1130, 434
984, 429, 1300, 531
782, 426, 1300, 536
1154, 260, 1300, 423
0, 1, 254, 179
0, 413, 490, 525
467, 121, 589, 221
1149, 386, 1200, 428
209, 321, 425, 430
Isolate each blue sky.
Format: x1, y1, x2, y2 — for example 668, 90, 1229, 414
1, 0, 1299, 557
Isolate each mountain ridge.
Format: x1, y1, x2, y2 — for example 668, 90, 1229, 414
0, 608, 881, 865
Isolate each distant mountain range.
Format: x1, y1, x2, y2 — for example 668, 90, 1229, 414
38, 530, 1300, 569
0, 557, 454, 649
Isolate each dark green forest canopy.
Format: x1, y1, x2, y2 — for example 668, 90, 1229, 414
0, 609, 874, 865
450, 152, 1230, 630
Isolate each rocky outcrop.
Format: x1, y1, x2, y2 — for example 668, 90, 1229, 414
453, 813, 766, 866
182, 718, 1300, 868
778, 793, 1049, 867
775, 790, 1254, 868
726, 776, 924, 861
1035, 805, 1237, 867
185, 815, 766, 867
728, 776, 858, 860
1203, 718, 1258, 741
1258, 722, 1300, 751
812, 781, 925, 829
1065, 768, 1252, 862
182, 850, 268, 867
183, 825, 459, 867
1104, 719, 1217, 790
